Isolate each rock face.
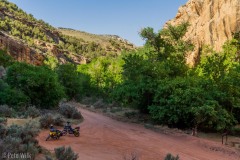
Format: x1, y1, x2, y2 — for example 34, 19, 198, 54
0, 31, 87, 65
0, 31, 44, 65
166, 0, 240, 65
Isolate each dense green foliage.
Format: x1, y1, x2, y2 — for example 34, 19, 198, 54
113, 23, 192, 113
5, 62, 65, 108
0, 50, 13, 67
56, 63, 90, 100
77, 56, 123, 98
105, 23, 239, 132
0, 79, 29, 109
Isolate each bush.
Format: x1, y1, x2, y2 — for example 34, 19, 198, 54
124, 111, 137, 118
230, 127, 240, 136
22, 120, 40, 138
25, 106, 40, 118
53, 114, 65, 126
0, 105, 14, 117
54, 146, 78, 160
0, 122, 40, 159
0, 117, 7, 124
59, 103, 82, 119
39, 113, 64, 129
39, 113, 54, 129
0, 124, 7, 139
164, 153, 179, 160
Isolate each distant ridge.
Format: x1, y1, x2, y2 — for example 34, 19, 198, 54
0, 0, 135, 65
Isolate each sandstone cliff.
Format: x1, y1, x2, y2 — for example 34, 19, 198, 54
0, 31, 44, 65
166, 0, 240, 65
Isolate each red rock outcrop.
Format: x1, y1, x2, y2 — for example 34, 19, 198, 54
0, 31, 44, 65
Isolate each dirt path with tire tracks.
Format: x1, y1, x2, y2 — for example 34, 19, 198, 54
37, 105, 240, 160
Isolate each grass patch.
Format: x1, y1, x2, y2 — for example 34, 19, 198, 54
7, 118, 35, 127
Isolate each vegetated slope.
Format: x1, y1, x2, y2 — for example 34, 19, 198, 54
166, 0, 240, 65
58, 28, 135, 54
0, 0, 135, 65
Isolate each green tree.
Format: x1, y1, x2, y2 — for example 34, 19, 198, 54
114, 23, 191, 112
6, 62, 65, 108
148, 76, 235, 131
44, 53, 59, 69
0, 79, 29, 110
0, 50, 13, 67
56, 63, 89, 100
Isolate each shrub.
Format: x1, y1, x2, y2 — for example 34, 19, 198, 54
0, 124, 7, 139
0, 117, 7, 124
39, 113, 65, 128
53, 114, 65, 127
164, 153, 179, 160
39, 113, 54, 129
0, 105, 14, 117
59, 103, 82, 119
0, 122, 40, 159
54, 146, 78, 160
124, 111, 137, 118
25, 106, 40, 118
22, 120, 40, 139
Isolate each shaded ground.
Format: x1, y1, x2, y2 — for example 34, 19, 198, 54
37, 104, 240, 160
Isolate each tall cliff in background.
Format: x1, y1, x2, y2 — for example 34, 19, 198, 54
166, 0, 240, 65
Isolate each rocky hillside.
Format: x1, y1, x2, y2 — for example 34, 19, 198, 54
166, 0, 240, 65
58, 28, 135, 54
0, 1, 135, 65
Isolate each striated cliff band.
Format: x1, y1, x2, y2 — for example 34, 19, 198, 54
166, 0, 240, 65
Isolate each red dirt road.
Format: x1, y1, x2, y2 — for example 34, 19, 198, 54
37, 107, 240, 160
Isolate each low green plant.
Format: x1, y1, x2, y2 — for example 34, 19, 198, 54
39, 113, 65, 129
54, 146, 79, 160
164, 153, 179, 160
58, 103, 82, 119
124, 111, 137, 118
53, 114, 65, 126
0, 122, 40, 159
39, 113, 54, 129
0, 105, 14, 117
0, 117, 7, 124
25, 106, 41, 118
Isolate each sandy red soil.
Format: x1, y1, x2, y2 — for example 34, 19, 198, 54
37, 107, 240, 160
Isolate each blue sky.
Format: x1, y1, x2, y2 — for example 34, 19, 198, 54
8, 0, 188, 46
